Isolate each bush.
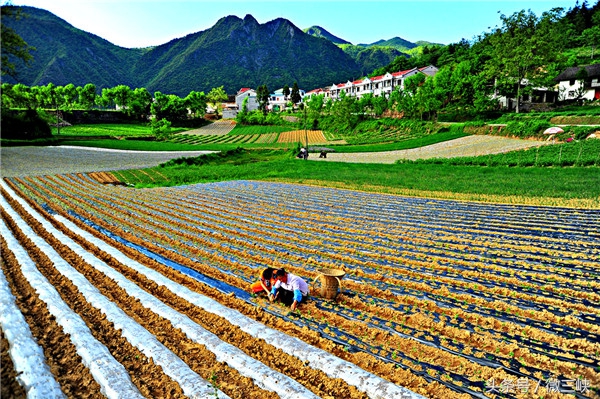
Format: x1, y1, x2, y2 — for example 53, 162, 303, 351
504, 119, 551, 138
151, 118, 172, 140
0, 109, 52, 140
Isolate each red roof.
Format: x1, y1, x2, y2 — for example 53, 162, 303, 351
238, 87, 252, 94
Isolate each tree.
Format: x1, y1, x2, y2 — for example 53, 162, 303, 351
151, 91, 187, 121
581, 25, 600, 59
111, 85, 133, 110
282, 84, 290, 101
77, 83, 97, 110
184, 90, 207, 118
236, 96, 250, 124
484, 8, 566, 113
128, 87, 153, 120
290, 82, 301, 105
206, 86, 228, 118
305, 94, 324, 129
1, 6, 35, 78
256, 84, 270, 115
59, 83, 78, 110
151, 117, 172, 140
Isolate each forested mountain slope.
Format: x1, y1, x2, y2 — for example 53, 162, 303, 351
2, 6, 362, 95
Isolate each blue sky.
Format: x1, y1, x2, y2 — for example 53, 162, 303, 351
10, 0, 578, 48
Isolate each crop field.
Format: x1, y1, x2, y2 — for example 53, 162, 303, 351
277, 130, 329, 144
1, 174, 598, 399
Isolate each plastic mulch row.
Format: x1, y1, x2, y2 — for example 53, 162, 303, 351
66, 209, 599, 365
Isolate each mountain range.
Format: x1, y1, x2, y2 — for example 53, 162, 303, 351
2, 6, 442, 96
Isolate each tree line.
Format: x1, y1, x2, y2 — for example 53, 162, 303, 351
0, 82, 233, 122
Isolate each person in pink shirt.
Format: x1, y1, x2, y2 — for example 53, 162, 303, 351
268, 268, 309, 311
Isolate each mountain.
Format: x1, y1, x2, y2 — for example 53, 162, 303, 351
304, 26, 351, 45
359, 37, 418, 52
2, 6, 362, 95
1, 6, 145, 89
338, 44, 408, 75
133, 15, 361, 95
303, 28, 443, 72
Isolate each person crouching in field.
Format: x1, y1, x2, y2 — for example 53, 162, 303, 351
268, 268, 309, 311
250, 267, 277, 296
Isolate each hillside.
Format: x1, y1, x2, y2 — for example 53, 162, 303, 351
133, 15, 361, 95
1, 6, 145, 88
303, 26, 351, 45
2, 6, 362, 95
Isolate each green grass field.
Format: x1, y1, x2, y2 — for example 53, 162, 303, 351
52, 123, 189, 137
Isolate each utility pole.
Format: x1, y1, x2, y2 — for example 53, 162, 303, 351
303, 105, 308, 160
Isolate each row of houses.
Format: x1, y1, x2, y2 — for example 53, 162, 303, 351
228, 65, 439, 116
226, 63, 600, 116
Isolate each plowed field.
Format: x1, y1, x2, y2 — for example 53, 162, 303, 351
1, 175, 599, 399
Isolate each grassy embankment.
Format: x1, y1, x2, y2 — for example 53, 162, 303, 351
4, 118, 599, 207
111, 148, 600, 209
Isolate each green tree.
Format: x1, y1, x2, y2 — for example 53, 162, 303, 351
111, 85, 133, 110
290, 82, 301, 105
77, 83, 97, 110
151, 117, 172, 140
59, 83, 78, 110
184, 90, 207, 118
1, 6, 35, 78
581, 25, 600, 59
10, 83, 35, 109
236, 96, 249, 124
282, 84, 290, 101
128, 87, 153, 120
484, 8, 566, 113
256, 84, 270, 115
151, 91, 187, 121
206, 86, 228, 118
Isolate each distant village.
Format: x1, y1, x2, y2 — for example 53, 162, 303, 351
224, 63, 600, 117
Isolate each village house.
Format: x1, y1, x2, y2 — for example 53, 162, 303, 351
327, 65, 438, 100
235, 88, 260, 112
555, 63, 600, 102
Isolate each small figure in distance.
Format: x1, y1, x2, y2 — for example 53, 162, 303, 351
319, 150, 327, 158
268, 268, 309, 311
250, 267, 277, 296
298, 147, 307, 159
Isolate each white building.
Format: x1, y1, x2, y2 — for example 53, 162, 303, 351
555, 64, 600, 102
235, 88, 259, 112
327, 66, 438, 100
268, 88, 305, 111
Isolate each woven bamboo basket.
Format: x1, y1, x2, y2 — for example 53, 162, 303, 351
315, 268, 345, 300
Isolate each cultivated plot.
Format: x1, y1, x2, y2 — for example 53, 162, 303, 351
1, 177, 598, 399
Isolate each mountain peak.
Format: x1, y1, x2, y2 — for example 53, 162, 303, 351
304, 26, 351, 45
243, 14, 258, 24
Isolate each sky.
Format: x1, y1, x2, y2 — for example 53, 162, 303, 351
7, 0, 580, 48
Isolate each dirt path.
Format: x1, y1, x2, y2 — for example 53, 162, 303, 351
312, 135, 548, 164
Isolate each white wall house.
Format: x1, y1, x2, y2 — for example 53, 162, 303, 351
235, 88, 259, 112
268, 88, 306, 111
326, 66, 438, 100
555, 64, 600, 102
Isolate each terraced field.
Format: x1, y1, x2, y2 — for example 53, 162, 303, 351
2, 174, 598, 398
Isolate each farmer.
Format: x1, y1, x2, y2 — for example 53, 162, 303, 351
268, 268, 309, 311
250, 267, 277, 296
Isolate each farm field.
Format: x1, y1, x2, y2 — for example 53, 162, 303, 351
277, 130, 332, 145
1, 174, 599, 399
